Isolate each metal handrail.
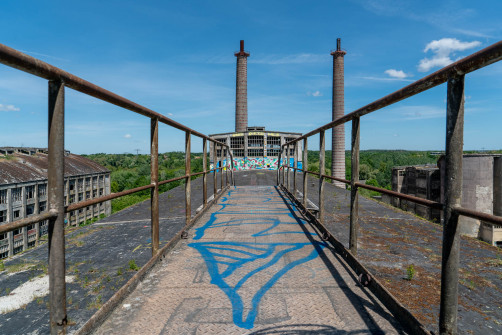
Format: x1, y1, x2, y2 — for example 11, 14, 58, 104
0, 43, 235, 335
278, 40, 502, 335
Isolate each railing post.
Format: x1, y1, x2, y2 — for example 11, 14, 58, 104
319, 130, 325, 223
282, 146, 286, 186
48, 80, 67, 334
293, 142, 297, 196
439, 74, 465, 335
203, 138, 207, 206
277, 149, 282, 186
213, 143, 217, 195
220, 144, 224, 191
350, 117, 360, 255
303, 138, 308, 209
286, 144, 290, 191
225, 147, 229, 187
230, 153, 235, 186
150, 118, 159, 255
185, 131, 191, 227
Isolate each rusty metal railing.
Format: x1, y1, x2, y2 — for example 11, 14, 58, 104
0, 43, 235, 335
278, 40, 502, 335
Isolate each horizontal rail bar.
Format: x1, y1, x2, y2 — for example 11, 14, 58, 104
0, 43, 230, 148
283, 40, 502, 146
0, 211, 57, 234
66, 184, 154, 212
455, 207, 502, 226
354, 182, 443, 209
279, 185, 431, 335
75, 184, 231, 335
158, 175, 188, 186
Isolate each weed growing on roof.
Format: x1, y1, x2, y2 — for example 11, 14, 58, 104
406, 265, 415, 281
129, 259, 139, 271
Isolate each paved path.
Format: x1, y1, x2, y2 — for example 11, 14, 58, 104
95, 186, 404, 334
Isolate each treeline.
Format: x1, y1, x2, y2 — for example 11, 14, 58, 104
307, 150, 439, 190
83, 153, 207, 213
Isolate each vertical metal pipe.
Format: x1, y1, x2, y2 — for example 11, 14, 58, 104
213, 143, 217, 195
185, 132, 191, 226
293, 143, 298, 196
439, 75, 465, 335
277, 149, 282, 186
282, 147, 286, 185
220, 145, 224, 190
303, 138, 308, 209
286, 144, 290, 191
150, 118, 159, 255
225, 148, 229, 187
319, 130, 325, 223
48, 80, 67, 334
230, 153, 235, 186
350, 117, 360, 255
203, 138, 207, 206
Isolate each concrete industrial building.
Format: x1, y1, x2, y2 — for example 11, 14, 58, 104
0, 147, 111, 259
389, 154, 502, 246
210, 41, 302, 170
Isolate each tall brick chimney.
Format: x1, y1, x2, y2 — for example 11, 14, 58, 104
331, 38, 346, 188
235, 40, 250, 133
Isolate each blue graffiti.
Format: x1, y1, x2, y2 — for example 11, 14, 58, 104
188, 241, 326, 329
189, 187, 323, 329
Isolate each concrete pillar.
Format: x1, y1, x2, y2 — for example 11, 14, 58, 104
331, 38, 347, 188
235, 40, 250, 133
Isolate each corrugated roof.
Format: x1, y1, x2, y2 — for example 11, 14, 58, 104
0, 151, 109, 185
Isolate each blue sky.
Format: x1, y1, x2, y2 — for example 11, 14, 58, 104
0, 0, 500, 154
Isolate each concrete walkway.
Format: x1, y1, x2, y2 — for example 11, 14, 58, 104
95, 186, 405, 334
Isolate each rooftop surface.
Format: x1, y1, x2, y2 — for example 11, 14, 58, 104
0, 171, 501, 334
0, 148, 109, 184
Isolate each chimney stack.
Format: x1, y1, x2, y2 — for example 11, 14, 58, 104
331, 38, 347, 188
235, 40, 250, 132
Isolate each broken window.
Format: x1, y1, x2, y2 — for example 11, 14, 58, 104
26, 186, 35, 199
13, 210, 20, 219
0, 210, 6, 223
12, 188, 22, 202
39, 201, 47, 212
248, 149, 264, 157
26, 204, 35, 216
0, 190, 6, 204
248, 135, 264, 148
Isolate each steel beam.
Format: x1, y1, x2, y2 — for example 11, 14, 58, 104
439, 75, 465, 335
350, 117, 360, 256
303, 138, 308, 209
319, 130, 325, 223
203, 138, 207, 206
150, 118, 159, 255
48, 80, 67, 334
185, 132, 191, 227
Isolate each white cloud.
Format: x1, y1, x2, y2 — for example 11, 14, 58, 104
307, 90, 323, 97
124, 134, 132, 139
418, 38, 481, 72
0, 104, 20, 112
384, 69, 408, 79
167, 113, 173, 116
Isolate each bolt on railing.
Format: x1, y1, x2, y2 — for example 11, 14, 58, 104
278, 40, 502, 335
0, 43, 235, 334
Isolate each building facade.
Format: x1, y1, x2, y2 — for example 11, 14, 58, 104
209, 127, 302, 171
0, 147, 111, 259
389, 155, 502, 246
